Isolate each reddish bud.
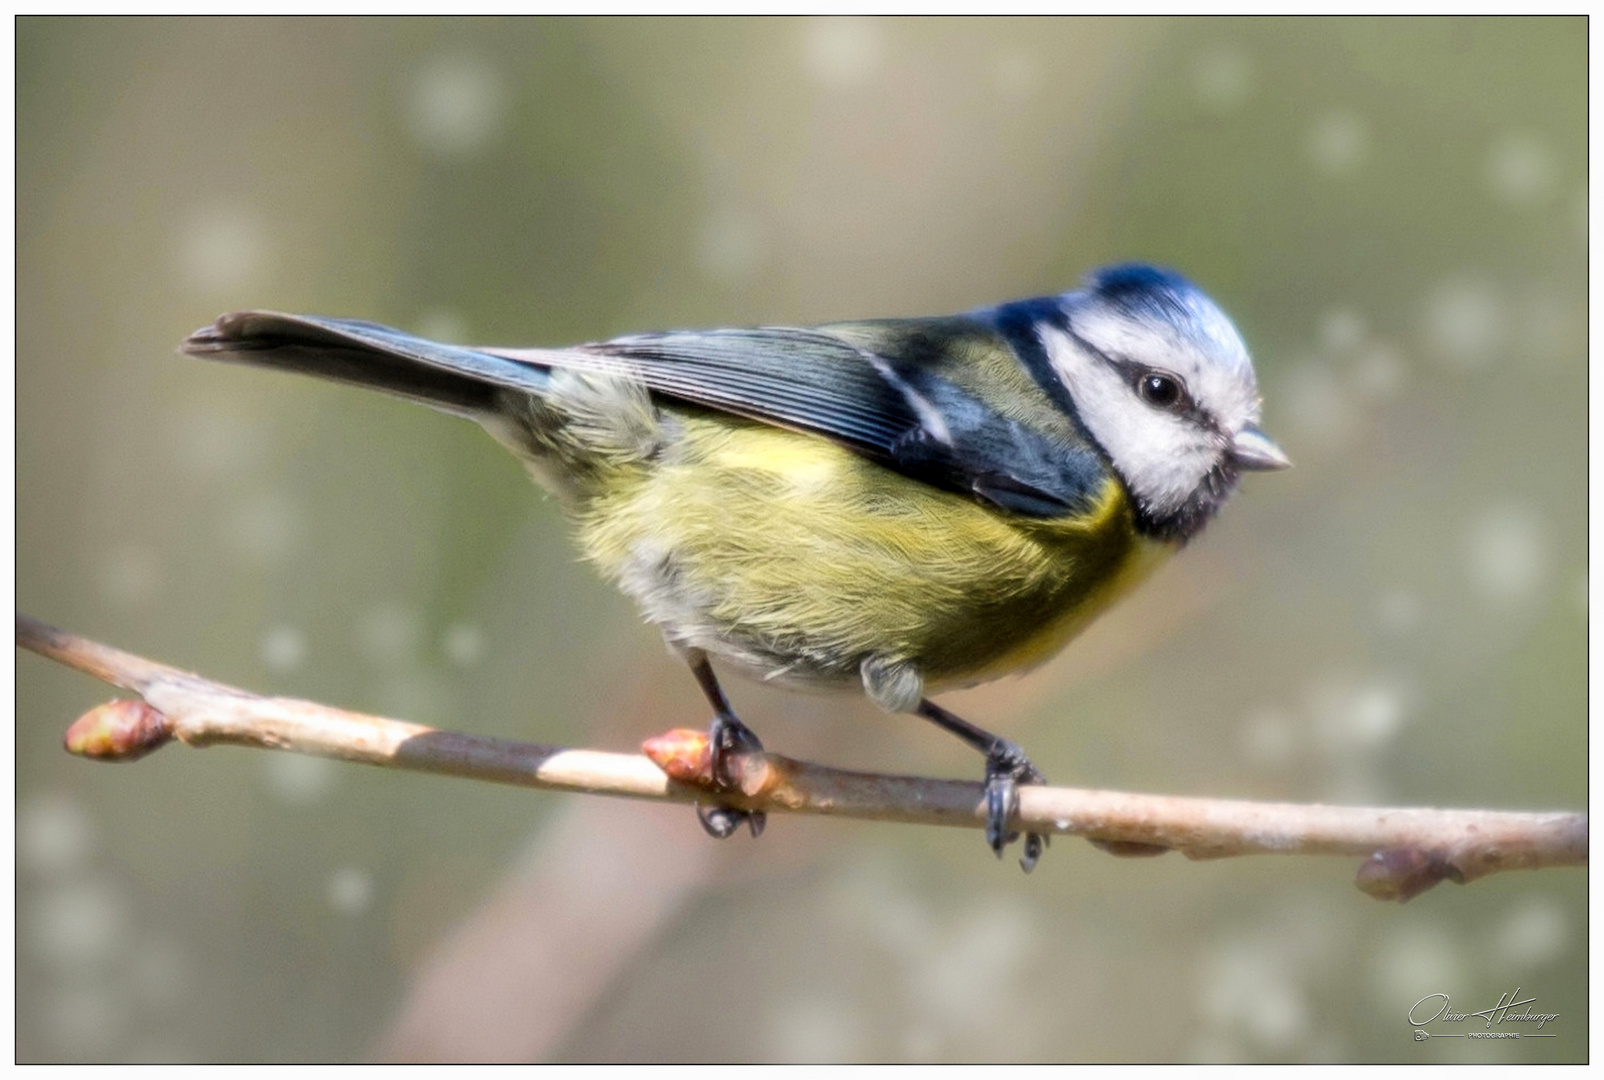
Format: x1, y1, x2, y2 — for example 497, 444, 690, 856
642, 728, 713, 783
64, 699, 172, 761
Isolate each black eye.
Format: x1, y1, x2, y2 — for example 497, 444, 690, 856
1137, 371, 1185, 410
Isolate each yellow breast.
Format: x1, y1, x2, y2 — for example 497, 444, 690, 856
575, 412, 1173, 690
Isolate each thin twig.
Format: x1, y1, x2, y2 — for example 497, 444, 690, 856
17, 613, 1586, 901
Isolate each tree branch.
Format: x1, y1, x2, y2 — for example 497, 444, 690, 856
17, 613, 1586, 901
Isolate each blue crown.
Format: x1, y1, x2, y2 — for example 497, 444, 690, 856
1084, 263, 1206, 316
1080, 263, 1251, 375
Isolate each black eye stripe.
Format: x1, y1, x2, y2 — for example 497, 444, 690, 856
1116, 360, 1222, 432
1063, 327, 1229, 435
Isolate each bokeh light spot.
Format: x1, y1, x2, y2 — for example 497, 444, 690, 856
415, 307, 470, 344
1350, 341, 1406, 400
767, 994, 866, 1063
262, 752, 339, 807
1464, 504, 1549, 607
29, 878, 131, 970
993, 49, 1041, 104
1280, 359, 1357, 450
906, 898, 1034, 1034
175, 204, 269, 295
96, 546, 162, 609
696, 210, 763, 284
1495, 895, 1567, 968
442, 622, 485, 667
1317, 307, 1369, 356
169, 401, 272, 485
260, 624, 308, 674
328, 866, 375, 916
1421, 277, 1507, 369
1485, 132, 1559, 208
1372, 924, 1464, 1011
1310, 674, 1414, 755
1192, 45, 1254, 114
801, 16, 883, 89
405, 54, 508, 158
1307, 110, 1369, 177
19, 792, 95, 878
1197, 939, 1310, 1054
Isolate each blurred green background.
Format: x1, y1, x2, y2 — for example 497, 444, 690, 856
17, 16, 1585, 1063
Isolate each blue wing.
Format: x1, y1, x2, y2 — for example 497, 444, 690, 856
507, 323, 1109, 518
187, 312, 1109, 519
568, 328, 915, 457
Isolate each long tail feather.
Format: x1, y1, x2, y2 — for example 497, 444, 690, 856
183, 311, 551, 418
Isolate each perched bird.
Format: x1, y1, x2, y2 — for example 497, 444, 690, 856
185, 264, 1288, 869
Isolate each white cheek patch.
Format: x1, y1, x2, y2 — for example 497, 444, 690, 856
1039, 323, 1216, 516
1067, 306, 1263, 436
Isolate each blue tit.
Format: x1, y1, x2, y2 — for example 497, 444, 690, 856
185, 263, 1289, 869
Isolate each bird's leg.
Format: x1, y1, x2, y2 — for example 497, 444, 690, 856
687, 652, 767, 840
916, 699, 1048, 871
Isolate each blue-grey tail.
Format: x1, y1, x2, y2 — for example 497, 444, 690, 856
182, 312, 552, 419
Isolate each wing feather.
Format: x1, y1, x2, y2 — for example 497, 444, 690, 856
491, 328, 915, 454
189, 313, 1107, 519
490, 325, 1107, 518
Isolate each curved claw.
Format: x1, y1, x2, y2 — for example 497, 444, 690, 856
1020, 831, 1048, 873
984, 773, 1021, 856
683, 655, 771, 844
984, 739, 1048, 873
709, 712, 764, 786
696, 802, 744, 840
913, 700, 1050, 871
696, 802, 767, 839
696, 712, 767, 841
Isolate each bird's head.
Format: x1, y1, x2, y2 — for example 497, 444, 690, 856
1041, 264, 1289, 542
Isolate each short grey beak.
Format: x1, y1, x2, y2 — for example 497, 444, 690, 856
1230, 425, 1292, 471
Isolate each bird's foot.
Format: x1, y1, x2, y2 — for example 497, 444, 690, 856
984, 739, 1049, 872
694, 712, 767, 839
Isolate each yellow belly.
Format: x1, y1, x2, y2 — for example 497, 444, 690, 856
575, 413, 1172, 690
